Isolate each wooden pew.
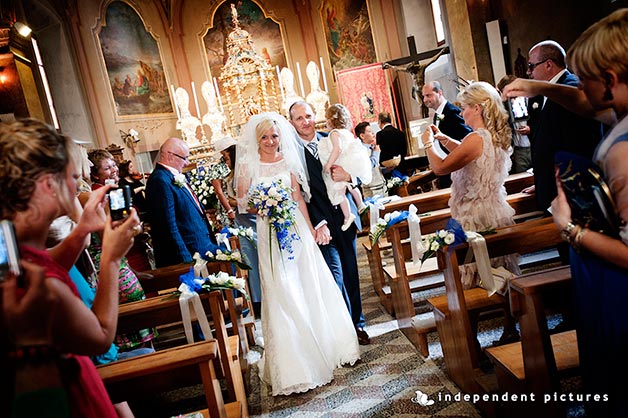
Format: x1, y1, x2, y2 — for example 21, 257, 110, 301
426, 217, 563, 413
372, 192, 539, 320
138, 259, 253, 357
112, 291, 249, 417
98, 340, 238, 418
485, 266, 577, 417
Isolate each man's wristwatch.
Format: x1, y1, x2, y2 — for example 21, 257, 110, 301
560, 221, 577, 243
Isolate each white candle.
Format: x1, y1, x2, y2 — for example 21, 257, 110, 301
191, 81, 201, 118
170, 84, 181, 119
296, 61, 305, 97
213, 77, 224, 114
276, 65, 285, 100
320, 56, 329, 92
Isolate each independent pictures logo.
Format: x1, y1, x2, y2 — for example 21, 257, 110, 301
411, 390, 435, 406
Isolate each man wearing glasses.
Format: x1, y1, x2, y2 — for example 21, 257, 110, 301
522, 40, 602, 213
145, 137, 221, 267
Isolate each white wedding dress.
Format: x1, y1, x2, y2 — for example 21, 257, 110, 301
254, 159, 360, 396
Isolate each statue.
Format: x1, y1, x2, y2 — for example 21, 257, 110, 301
280, 67, 303, 116
305, 61, 330, 122
175, 87, 202, 146
383, 47, 449, 117
201, 80, 227, 143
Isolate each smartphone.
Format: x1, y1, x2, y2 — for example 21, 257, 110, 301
107, 185, 132, 221
0, 220, 21, 283
507, 96, 529, 121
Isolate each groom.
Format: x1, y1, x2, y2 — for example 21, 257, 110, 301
289, 101, 370, 345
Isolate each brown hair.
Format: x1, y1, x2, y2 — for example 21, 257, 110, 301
0, 119, 76, 218
326, 103, 352, 129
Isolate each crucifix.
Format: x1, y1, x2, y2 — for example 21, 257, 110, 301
383, 43, 450, 118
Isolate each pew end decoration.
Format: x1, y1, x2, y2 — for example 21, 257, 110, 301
200, 248, 252, 270
385, 172, 410, 192
369, 210, 409, 246
420, 218, 466, 263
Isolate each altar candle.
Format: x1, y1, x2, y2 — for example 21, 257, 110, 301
276, 65, 285, 100
191, 81, 201, 118
213, 77, 224, 114
296, 61, 305, 97
319, 56, 329, 92
170, 84, 181, 119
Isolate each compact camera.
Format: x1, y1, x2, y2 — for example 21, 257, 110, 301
107, 185, 132, 221
0, 220, 21, 283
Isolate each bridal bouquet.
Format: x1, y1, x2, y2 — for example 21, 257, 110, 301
248, 178, 299, 260
369, 210, 409, 246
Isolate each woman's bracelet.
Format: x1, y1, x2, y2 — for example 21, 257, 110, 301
227, 208, 235, 214
442, 138, 450, 147
423, 142, 433, 149
573, 227, 587, 253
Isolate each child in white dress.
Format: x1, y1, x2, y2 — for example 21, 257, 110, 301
318, 104, 372, 231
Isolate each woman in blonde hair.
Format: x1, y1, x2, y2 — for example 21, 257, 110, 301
421, 81, 519, 340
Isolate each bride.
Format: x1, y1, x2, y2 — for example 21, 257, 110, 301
235, 113, 360, 396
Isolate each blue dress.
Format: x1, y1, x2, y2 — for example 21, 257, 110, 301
570, 130, 628, 417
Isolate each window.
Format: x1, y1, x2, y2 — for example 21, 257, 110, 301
31, 37, 59, 129
430, 0, 446, 46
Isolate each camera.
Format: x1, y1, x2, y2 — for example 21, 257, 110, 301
507, 96, 529, 122
0, 220, 21, 283
107, 185, 132, 221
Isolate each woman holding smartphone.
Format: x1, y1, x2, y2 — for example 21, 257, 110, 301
0, 119, 140, 417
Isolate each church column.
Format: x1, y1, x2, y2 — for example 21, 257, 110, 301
441, 0, 479, 82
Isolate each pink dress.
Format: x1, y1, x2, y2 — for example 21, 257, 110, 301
21, 246, 118, 418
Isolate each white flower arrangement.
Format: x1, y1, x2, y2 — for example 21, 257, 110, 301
185, 166, 218, 209
369, 210, 409, 245
173, 173, 187, 187
386, 176, 408, 191
227, 226, 256, 248
204, 248, 251, 270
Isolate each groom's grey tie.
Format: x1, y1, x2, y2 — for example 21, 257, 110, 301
307, 141, 319, 160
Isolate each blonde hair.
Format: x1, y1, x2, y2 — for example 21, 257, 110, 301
567, 8, 628, 83
457, 81, 512, 151
255, 117, 280, 144
0, 119, 77, 218
325, 103, 352, 129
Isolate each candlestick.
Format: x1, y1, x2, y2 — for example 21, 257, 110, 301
170, 84, 181, 119
296, 61, 305, 97
320, 56, 329, 92
213, 77, 224, 114
191, 81, 201, 118
276, 65, 285, 100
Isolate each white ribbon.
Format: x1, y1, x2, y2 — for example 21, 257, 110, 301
178, 282, 213, 344
369, 199, 385, 230
215, 233, 231, 251
464, 231, 513, 296
193, 255, 209, 278
407, 204, 425, 265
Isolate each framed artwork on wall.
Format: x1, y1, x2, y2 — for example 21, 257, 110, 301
320, 0, 376, 72
97, 1, 173, 118
335, 62, 394, 126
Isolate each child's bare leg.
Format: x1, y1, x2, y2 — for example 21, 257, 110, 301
349, 186, 366, 212
340, 195, 356, 231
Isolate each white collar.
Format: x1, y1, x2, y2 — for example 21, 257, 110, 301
159, 162, 180, 175
548, 69, 567, 85
435, 100, 447, 115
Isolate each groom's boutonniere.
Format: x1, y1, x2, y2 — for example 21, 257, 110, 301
435, 114, 445, 127
173, 173, 186, 187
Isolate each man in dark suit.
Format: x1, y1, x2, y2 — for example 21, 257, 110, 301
421, 81, 472, 188
145, 137, 220, 267
289, 101, 370, 345
376, 111, 408, 177
525, 40, 602, 212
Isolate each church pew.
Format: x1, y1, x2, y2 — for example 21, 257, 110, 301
113, 291, 249, 417
97, 340, 240, 418
427, 217, 563, 404
485, 266, 577, 417
371, 191, 539, 319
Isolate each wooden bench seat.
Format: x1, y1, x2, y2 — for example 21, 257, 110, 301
432, 217, 563, 416
111, 291, 249, 417
98, 340, 240, 418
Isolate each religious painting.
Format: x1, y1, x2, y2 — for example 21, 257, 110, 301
203, 0, 287, 86
320, 0, 376, 72
98, 1, 173, 117
336, 63, 394, 125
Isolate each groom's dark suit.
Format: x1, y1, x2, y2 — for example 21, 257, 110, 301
145, 164, 219, 267
302, 132, 365, 329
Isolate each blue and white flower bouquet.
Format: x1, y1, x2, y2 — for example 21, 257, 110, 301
369, 210, 409, 246
248, 178, 299, 261
179, 268, 248, 297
